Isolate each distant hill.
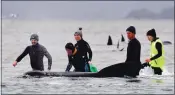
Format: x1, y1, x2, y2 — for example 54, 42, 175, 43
158, 7, 174, 19
126, 7, 174, 19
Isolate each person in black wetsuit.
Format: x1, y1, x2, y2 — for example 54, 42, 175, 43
74, 31, 93, 72
65, 42, 92, 72
12, 34, 52, 71
141, 29, 165, 75
98, 26, 141, 77
65, 43, 85, 72
124, 26, 142, 76
65, 31, 92, 72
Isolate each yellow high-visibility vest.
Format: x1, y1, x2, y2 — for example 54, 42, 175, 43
149, 39, 165, 71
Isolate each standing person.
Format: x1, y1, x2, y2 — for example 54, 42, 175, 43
74, 31, 92, 72
12, 34, 52, 71
142, 28, 165, 75
125, 26, 141, 64
125, 26, 142, 76
98, 26, 142, 77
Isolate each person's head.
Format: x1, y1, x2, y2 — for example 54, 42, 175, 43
146, 28, 156, 42
74, 31, 82, 41
126, 26, 136, 40
65, 42, 75, 56
79, 27, 82, 31
30, 34, 39, 45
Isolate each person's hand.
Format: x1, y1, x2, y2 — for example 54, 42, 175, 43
145, 58, 151, 62
141, 62, 150, 69
88, 61, 92, 64
48, 66, 51, 71
13, 61, 17, 67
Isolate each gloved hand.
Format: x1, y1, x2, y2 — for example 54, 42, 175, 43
48, 66, 51, 71
141, 62, 150, 69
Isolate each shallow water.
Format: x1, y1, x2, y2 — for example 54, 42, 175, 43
1, 19, 174, 94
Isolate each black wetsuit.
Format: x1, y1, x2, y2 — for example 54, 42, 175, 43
75, 39, 92, 62
66, 39, 92, 72
125, 38, 141, 76
125, 38, 141, 63
66, 52, 87, 72
150, 38, 163, 75
16, 43, 52, 71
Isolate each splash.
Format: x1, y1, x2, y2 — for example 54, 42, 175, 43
139, 67, 154, 76
139, 66, 174, 77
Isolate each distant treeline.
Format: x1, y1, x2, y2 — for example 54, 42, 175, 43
125, 7, 174, 19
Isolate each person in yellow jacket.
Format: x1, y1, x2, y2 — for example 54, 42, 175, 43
141, 28, 165, 75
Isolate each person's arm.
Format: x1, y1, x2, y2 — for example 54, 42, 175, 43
125, 42, 130, 62
125, 41, 135, 62
86, 42, 92, 62
65, 56, 73, 72
16, 46, 29, 62
43, 47, 52, 70
133, 41, 141, 62
13, 46, 29, 67
150, 42, 162, 61
65, 63, 72, 72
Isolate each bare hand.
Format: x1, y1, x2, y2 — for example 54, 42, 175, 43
145, 58, 151, 62
13, 61, 17, 67
88, 61, 92, 64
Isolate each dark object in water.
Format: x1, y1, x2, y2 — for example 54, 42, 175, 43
117, 40, 124, 51
24, 71, 97, 77
126, 79, 141, 83
117, 40, 119, 49
107, 35, 113, 45
117, 34, 125, 50
24, 62, 141, 78
120, 48, 124, 51
121, 34, 125, 42
162, 41, 172, 45
1, 84, 6, 87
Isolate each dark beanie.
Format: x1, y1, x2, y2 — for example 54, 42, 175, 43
79, 27, 82, 30
65, 42, 75, 51
30, 34, 39, 41
126, 26, 136, 34
147, 28, 156, 37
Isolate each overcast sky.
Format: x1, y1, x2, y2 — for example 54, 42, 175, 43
1, 1, 174, 20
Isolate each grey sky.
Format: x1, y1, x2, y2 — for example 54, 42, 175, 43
2, 1, 174, 20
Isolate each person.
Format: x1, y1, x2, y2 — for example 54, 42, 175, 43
65, 42, 87, 72
98, 26, 141, 77
141, 28, 165, 75
74, 31, 92, 71
124, 26, 142, 76
12, 34, 52, 71
65, 31, 92, 72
